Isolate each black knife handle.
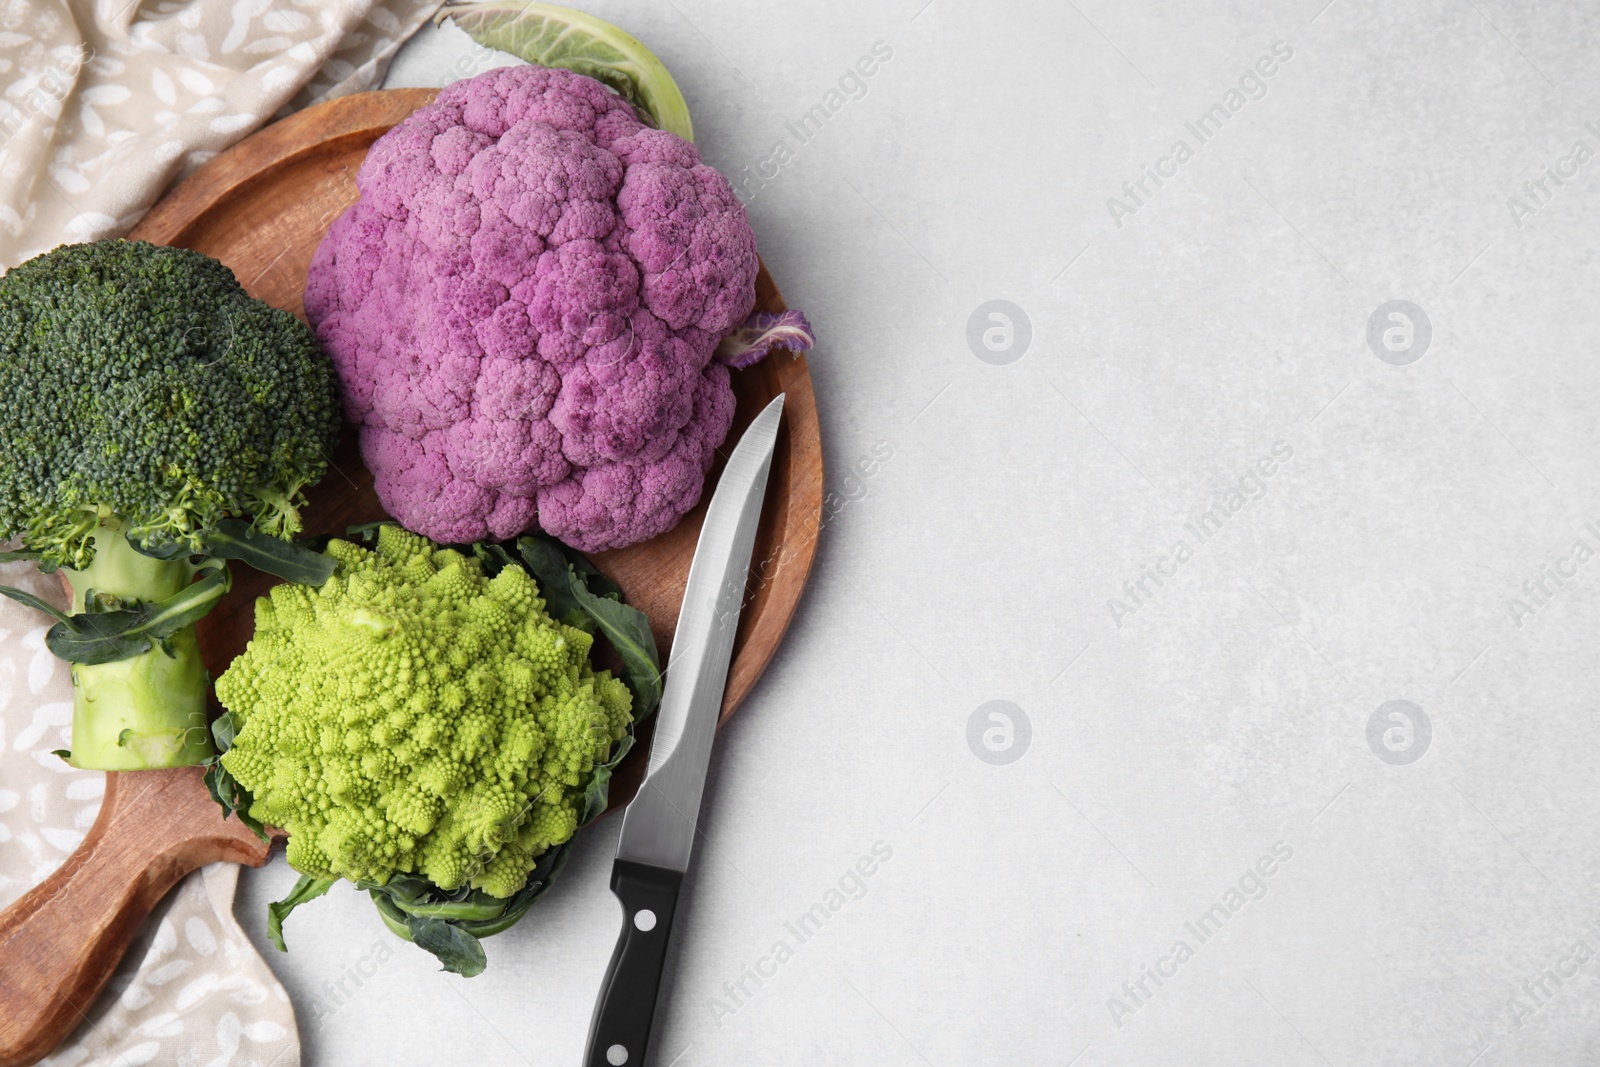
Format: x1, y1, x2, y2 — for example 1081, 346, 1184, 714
584, 860, 685, 1067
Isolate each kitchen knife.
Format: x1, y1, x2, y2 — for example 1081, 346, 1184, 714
584, 393, 785, 1067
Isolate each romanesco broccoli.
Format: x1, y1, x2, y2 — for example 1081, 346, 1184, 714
217, 524, 633, 897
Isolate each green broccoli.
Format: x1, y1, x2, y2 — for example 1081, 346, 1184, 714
0, 239, 341, 770
215, 525, 641, 973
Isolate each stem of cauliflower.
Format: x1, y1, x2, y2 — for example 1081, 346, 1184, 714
59, 523, 214, 770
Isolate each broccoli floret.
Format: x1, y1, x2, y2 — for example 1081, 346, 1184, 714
216, 525, 633, 897
0, 239, 342, 770
0, 239, 339, 566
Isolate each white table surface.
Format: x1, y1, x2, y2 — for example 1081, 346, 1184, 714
238, 3, 1600, 1064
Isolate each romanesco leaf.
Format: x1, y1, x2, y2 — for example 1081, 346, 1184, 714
267, 875, 336, 952
404, 915, 488, 977
516, 535, 661, 718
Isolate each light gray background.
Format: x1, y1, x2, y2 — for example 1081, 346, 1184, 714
237, 2, 1600, 1064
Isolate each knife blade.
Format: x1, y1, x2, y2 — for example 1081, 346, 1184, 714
583, 393, 785, 1067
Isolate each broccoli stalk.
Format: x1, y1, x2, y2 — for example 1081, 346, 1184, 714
0, 239, 343, 772
59, 522, 213, 769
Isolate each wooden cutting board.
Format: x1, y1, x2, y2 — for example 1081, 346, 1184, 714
0, 88, 821, 1067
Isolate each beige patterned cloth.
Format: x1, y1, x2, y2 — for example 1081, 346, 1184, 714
0, 0, 440, 271
0, 1, 441, 1063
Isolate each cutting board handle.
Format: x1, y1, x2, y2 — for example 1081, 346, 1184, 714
0, 767, 272, 1067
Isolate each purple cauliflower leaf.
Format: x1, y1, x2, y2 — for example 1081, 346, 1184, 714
714, 308, 816, 369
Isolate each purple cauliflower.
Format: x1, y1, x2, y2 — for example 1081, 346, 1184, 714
304, 66, 758, 552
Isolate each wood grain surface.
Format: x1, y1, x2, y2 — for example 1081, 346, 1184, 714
0, 87, 821, 1067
